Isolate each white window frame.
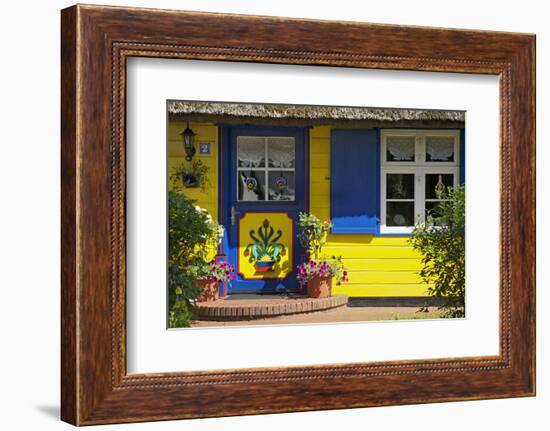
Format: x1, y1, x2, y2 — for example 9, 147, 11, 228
380, 129, 460, 234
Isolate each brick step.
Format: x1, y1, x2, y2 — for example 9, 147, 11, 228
196, 294, 348, 321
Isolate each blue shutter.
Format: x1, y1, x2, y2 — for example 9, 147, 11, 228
330, 129, 379, 234
459, 128, 465, 184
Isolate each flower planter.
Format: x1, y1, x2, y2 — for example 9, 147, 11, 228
182, 174, 199, 188
306, 275, 333, 298
196, 277, 219, 302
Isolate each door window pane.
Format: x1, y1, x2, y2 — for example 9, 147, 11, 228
425, 173, 454, 199
386, 136, 415, 162
238, 170, 265, 201
237, 137, 265, 168
267, 137, 295, 168
267, 172, 295, 201
386, 173, 414, 199
426, 136, 455, 162
386, 202, 414, 226
237, 135, 296, 202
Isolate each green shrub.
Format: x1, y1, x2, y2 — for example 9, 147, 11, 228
409, 185, 465, 318
296, 212, 331, 259
167, 189, 218, 328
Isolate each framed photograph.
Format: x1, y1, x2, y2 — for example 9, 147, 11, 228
61, 4, 535, 425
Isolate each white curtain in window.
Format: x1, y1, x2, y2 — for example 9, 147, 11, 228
387, 136, 415, 161
268, 138, 295, 168
237, 138, 265, 167
426, 137, 454, 161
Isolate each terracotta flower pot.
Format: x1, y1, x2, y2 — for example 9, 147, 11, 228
307, 275, 333, 298
196, 277, 219, 302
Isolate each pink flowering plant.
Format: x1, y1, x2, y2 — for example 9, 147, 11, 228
197, 260, 237, 283
297, 256, 349, 286
296, 212, 349, 286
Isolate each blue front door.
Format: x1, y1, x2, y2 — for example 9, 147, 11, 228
222, 126, 307, 293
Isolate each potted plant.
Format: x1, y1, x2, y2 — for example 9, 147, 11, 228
171, 159, 209, 190
195, 260, 236, 302
296, 212, 348, 298
297, 257, 348, 298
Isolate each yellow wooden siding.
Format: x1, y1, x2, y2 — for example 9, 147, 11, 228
165, 122, 429, 298
309, 125, 429, 297
167, 121, 218, 221
332, 284, 429, 297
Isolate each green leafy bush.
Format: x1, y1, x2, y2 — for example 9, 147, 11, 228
409, 185, 465, 318
167, 190, 218, 327
296, 212, 331, 260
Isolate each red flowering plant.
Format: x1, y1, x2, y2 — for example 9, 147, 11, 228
196, 260, 237, 283
297, 256, 348, 286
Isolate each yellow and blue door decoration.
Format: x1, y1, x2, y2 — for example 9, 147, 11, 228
238, 213, 293, 279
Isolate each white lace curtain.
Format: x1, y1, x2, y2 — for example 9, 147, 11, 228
237, 137, 295, 168
268, 138, 295, 168
387, 136, 415, 161
237, 138, 265, 167
426, 136, 454, 161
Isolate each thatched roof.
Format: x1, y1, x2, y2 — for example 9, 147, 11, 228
167, 101, 464, 127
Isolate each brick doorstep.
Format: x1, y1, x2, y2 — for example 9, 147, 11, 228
196, 295, 349, 321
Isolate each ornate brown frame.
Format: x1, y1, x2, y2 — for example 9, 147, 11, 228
61, 4, 535, 426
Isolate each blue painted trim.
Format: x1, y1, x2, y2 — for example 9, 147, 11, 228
459, 128, 465, 184
222, 125, 308, 293
330, 128, 380, 234
331, 226, 379, 234
304, 126, 311, 213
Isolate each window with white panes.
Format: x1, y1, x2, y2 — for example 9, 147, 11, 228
380, 130, 461, 234
236, 136, 296, 202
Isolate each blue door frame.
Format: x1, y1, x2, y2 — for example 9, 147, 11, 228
219, 125, 309, 293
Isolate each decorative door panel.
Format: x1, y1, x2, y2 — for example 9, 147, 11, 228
223, 126, 307, 293
238, 213, 293, 280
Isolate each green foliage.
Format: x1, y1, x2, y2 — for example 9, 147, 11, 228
409, 185, 465, 318
167, 190, 218, 328
297, 212, 331, 259
170, 159, 210, 191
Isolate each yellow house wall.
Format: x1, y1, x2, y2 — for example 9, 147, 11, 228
167, 121, 429, 297
167, 121, 218, 221
168, 121, 219, 261
309, 126, 429, 297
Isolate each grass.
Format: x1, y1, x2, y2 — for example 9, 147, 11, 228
390, 309, 446, 320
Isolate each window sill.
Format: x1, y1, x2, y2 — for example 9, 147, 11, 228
330, 226, 414, 237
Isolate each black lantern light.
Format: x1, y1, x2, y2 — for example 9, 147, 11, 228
180, 122, 196, 161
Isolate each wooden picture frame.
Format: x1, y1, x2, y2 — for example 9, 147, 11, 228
61, 4, 535, 425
